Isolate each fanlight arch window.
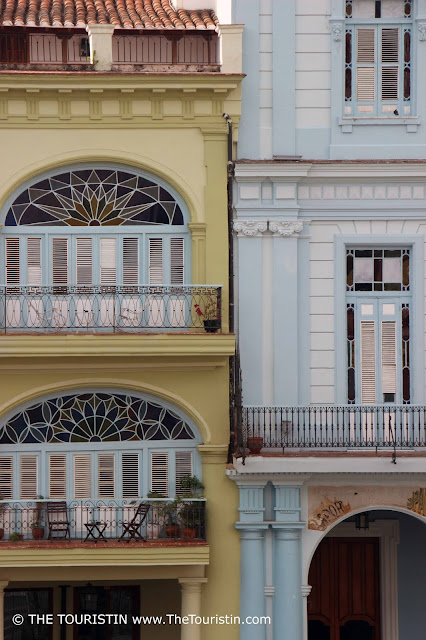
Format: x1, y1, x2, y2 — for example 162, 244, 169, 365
0, 392, 201, 500
1, 166, 189, 287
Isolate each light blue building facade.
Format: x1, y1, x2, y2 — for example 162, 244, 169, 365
231, 1, 426, 639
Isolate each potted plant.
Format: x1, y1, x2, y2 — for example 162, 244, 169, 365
9, 532, 23, 542
194, 300, 221, 333
31, 496, 45, 540
247, 436, 264, 454
179, 501, 203, 539
159, 499, 180, 538
146, 492, 167, 539
178, 476, 204, 498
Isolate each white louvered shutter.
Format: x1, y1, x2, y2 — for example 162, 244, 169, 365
170, 238, 184, 285
49, 454, 67, 499
52, 238, 68, 285
149, 238, 163, 284
20, 455, 38, 500
357, 29, 375, 101
382, 321, 397, 394
76, 238, 92, 285
122, 453, 139, 499
100, 238, 116, 284
361, 321, 376, 404
123, 238, 139, 285
175, 451, 193, 497
0, 457, 13, 499
98, 453, 115, 498
381, 28, 399, 101
74, 454, 91, 499
150, 451, 169, 496
6, 238, 20, 285
27, 238, 42, 285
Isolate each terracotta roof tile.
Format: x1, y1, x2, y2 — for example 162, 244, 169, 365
0, 0, 219, 29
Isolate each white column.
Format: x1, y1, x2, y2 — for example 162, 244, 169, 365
0, 581, 9, 640
178, 578, 207, 640
301, 585, 312, 640
85, 24, 115, 71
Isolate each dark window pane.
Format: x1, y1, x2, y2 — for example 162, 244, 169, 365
402, 306, 410, 341
345, 67, 352, 100
402, 253, 410, 287
308, 620, 330, 640
347, 306, 354, 340
346, 0, 352, 18
346, 254, 354, 287
375, 0, 381, 18
384, 283, 402, 291
384, 249, 401, 258
374, 258, 382, 282
403, 367, 410, 403
383, 393, 395, 403
346, 31, 352, 64
355, 249, 372, 258
374, 283, 382, 291
355, 283, 373, 291
374, 250, 382, 257
348, 368, 355, 403
405, 1, 412, 18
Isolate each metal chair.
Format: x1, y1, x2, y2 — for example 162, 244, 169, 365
47, 501, 70, 540
120, 503, 150, 543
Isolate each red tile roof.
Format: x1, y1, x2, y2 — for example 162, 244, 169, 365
0, 0, 219, 30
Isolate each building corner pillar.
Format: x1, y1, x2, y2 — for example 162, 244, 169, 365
178, 578, 207, 640
0, 581, 9, 640
236, 523, 268, 640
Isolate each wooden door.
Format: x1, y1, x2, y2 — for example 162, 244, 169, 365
308, 537, 380, 640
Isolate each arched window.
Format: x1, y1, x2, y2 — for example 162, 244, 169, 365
1, 166, 189, 287
0, 391, 201, 500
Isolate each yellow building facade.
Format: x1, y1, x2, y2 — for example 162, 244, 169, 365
0, 6, 242, 639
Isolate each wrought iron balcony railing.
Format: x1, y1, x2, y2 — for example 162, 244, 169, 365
243, 405, 426, 450
0, 285, 221, 333
0, 499, 207, 542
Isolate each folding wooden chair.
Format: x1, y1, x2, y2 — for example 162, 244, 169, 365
120, 503, 150, 543
47, 501, 70, 540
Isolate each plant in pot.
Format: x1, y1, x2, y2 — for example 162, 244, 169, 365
178, 476, 204, 498
179, 501, 203, 540
146, 492, 167, 539
31, 496, 45, 540
194, 299, 221, 333
9, 532, 23, 542
247, 435, 264, 454
159, 499, 181, 538
0, 491, 8, 541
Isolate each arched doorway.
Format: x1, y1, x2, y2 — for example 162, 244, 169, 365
307, 509, 426, 640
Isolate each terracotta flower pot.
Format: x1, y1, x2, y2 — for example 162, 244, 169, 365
31, 527, 45, 540
181, 527, 197, 540
165, 524, 179, 538
247, 436, 263, 455
0, 528, 4, 541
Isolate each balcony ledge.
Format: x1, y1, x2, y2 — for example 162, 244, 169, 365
0, 333, 235, 362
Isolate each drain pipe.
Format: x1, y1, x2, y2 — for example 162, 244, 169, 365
223, 113, 234, 333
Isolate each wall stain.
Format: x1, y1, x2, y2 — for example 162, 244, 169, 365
308, 497, 351, 531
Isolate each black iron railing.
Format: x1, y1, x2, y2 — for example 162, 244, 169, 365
0, 499, 206, 542
243, 405, 426, 449
0, 285, 221, 333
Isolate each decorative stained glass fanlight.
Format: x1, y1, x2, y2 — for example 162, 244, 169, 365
5, 169, 184, 227
0, 393, 195, 444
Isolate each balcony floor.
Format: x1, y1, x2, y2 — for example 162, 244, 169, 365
0, 539, 208, 549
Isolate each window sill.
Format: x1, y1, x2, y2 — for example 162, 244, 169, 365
339, 116, 420, 133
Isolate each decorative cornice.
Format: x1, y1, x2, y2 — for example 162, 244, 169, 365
269, 220, 303, 237
197, 444, 229, 464
233, 220, 268, 237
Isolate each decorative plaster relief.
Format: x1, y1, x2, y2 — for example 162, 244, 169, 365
418, 22, 426, 41
308, 498, 351, 531
233, 220, 268, 237
309, 486, 426, 531
331, 22, 343, 42
269, 220, 303, 237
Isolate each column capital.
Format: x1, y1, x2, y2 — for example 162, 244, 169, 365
233, 220, 268, 237
301, 585, 312, 598
236, 522, 269, 539
187, 222, 207, 235
179, 578, 208, 592
272, 523, 305, 540
269, 219, 303, 237
197, 444, 228, 464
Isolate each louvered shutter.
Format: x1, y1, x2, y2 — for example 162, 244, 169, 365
20, 455, 38, 500
76, 238, 92, 285
123, 238, 139, 285
357, 29, 375, 102
149, 238, 163, 284
27, 238, 42, 285
0, 457, 13, 499
361, 321, 376, 404
382, 321, 397, 394
49, 454, 67, 499
6, 238, 20, 285
170, 238, 184, 285
381, 28, 399, 101
98, 453, 115, 498
74, 454, 91, 499
150, 452, 169, 496
100, 238, 116, 284
175, 451, 193, 497
122, 453, 139, 499
52, 238, 68, 285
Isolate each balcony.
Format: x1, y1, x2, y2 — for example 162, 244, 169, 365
0, 499, 207, 544
0, 285, 221, 334
243, 405, 426, 451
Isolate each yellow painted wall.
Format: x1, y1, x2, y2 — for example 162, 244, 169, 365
0, 70, 242, 639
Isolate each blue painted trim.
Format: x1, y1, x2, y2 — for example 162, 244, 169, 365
334, 234, 424, 404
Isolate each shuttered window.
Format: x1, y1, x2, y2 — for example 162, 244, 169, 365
98, 453, 115, 498
123, 238, 139, 285
74, 454, 91, 499
175, 451, 193, 496
100, 238, 117, 284
382, 321, 397, 397
0, 457, 13, 499
360, 321, 376, 404
52, 238, 68, 285
6, 238, 20, 286
170, 238, 184, 285
20, 455, 38, 500
122, 453, 139, 498
49, 454, 67, 499
151, 451, 169, 496
345, 7, 411, 116
149, 238, 163, 285
76, 238, 92, 285
27, 238, 42, 285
